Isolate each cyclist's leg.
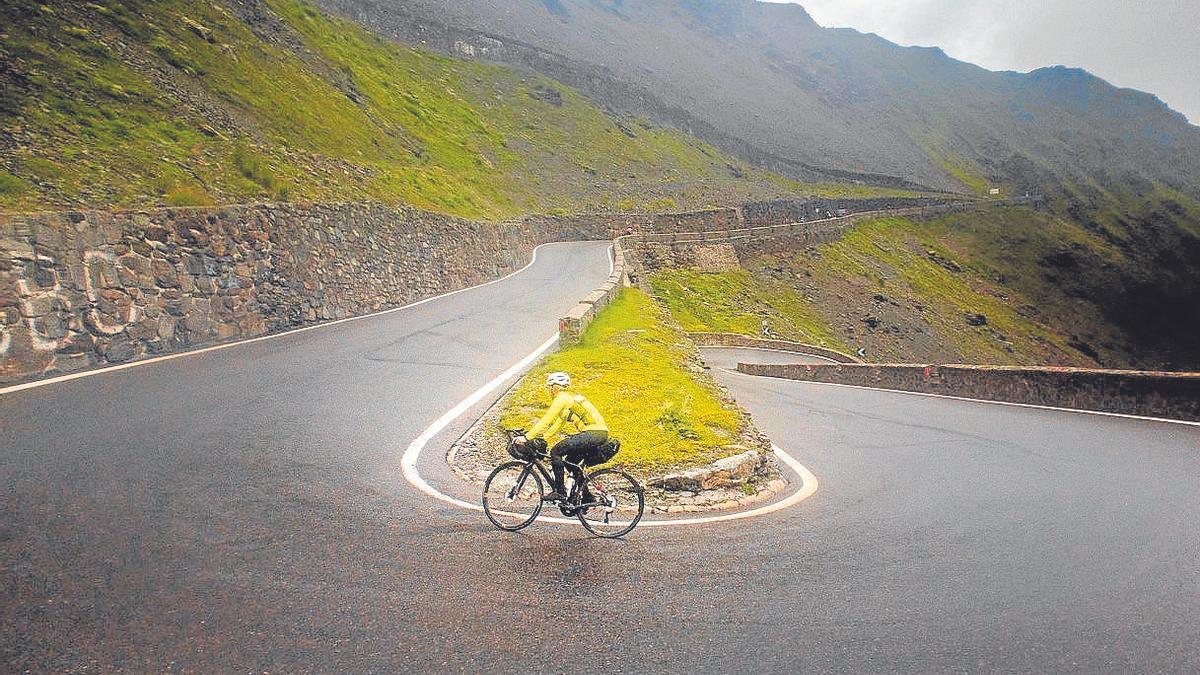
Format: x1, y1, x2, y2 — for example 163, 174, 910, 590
562, 431, 609, 501
548, 439, 575, 494
550, 432, 602, 494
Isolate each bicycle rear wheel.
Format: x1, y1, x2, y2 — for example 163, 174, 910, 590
483, 462, 543, 531
577, 468, 644, 538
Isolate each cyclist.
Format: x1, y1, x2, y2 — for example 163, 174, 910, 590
515, 371, 609, 503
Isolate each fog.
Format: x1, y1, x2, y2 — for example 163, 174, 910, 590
766, 0, 1200, 125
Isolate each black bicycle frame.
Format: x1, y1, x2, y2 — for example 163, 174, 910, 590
505, 431, 597, 507
512, 457, 599, 509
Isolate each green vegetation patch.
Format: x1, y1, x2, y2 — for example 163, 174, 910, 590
644, 206, 1158, 367
649, 267, 847, 350
789, 207, 1141, 365
0, 170, 33, 202
817, 216, 1074, 361
0, 0, 935, 216
908, 129, 991, 195
499, 288, 743, 475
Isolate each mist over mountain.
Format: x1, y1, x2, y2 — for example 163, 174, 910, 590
316, 0, 1200, 201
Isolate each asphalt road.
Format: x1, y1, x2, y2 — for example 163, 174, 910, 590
3, 241, 1199, 672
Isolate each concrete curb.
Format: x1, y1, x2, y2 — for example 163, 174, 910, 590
445, 371, 791, 515
688, 332, 861, 363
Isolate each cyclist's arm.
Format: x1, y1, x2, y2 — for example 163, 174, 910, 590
526, 393, 568, 440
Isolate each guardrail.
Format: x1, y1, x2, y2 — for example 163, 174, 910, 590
735, 361, 1200, 422
687, 333, 861, 363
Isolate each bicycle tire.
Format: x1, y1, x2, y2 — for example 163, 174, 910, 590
482, 461, 544, 531
577, 468, 644, 538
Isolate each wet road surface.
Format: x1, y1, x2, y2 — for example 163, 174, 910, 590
3, 242, 1199, 672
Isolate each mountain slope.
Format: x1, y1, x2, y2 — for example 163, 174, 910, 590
314, 0, 1200, 370
316, 0, 1200, 202
0, 0, 837, 217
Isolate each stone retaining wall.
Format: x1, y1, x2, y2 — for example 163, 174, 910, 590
0, 203, 611, 384
735, 362, 1200, 422
0, 195, 963, 385
687, 333, 861, 363
623, 198, 1034, 274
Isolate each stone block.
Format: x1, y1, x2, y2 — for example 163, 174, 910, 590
650, 468, 709, 493
30, 312, 69, 340
51, 352, 95, 373
712, 450, 760, 478
2, 238, 36, 261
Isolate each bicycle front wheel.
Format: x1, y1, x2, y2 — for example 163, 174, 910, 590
483, 462, 544, 531
577, 468, 644, 538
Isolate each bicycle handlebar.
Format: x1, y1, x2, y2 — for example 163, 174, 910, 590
503, 429, 550, 460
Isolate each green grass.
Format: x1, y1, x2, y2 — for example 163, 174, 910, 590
908, 129, 991, 194
813, 214, 1081, 362
0, 0, 924, 216
649, 267, 847, 351
644, 206, 1164, 367
162, 184, 214, 207
798, 181, 933, 200
499, 288, 744, 475
0, 170, 32, 199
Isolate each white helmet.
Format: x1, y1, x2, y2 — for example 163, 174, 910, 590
546, 371, 571, 387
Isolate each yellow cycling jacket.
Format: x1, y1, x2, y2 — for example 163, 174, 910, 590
526, 390, 608, 440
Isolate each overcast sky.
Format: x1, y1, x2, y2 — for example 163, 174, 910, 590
764, 0, 1200, 125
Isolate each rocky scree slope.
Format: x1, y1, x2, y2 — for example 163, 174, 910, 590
0, 0, 810, 217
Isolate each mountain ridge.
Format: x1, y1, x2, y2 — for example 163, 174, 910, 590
2, 0, 874, 216
314, 0, 1200, 201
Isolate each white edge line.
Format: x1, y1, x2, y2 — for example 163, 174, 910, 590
404, 380, 819, 525
639, 444, 818, 527
401, 362, 821, 525
0, 241, 579, 397
400, 351, 821, 526
725, 367, 1200, 428
400, 243, 821, 526
400, 332, 560, 513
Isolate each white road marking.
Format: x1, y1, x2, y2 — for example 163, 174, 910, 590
400, 332, 561, 513
400, 352, 821, 526
400, 371, 820, 526
400, 244, 821, 526
0, 242, 575, 397
720, 362, 1200, 428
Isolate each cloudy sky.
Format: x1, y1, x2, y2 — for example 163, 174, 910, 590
765, 0, 1200, 125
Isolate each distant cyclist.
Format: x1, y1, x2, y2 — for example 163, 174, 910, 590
514, 372, 609, 503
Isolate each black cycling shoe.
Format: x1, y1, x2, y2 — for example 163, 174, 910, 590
542, 491, 565, 503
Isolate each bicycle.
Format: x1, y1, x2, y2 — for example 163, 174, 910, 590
482, 430, 645, 538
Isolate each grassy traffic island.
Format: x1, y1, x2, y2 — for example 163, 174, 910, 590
448, 288, 789, 513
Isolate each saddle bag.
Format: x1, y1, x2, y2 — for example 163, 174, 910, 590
584, 439, 620, 466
